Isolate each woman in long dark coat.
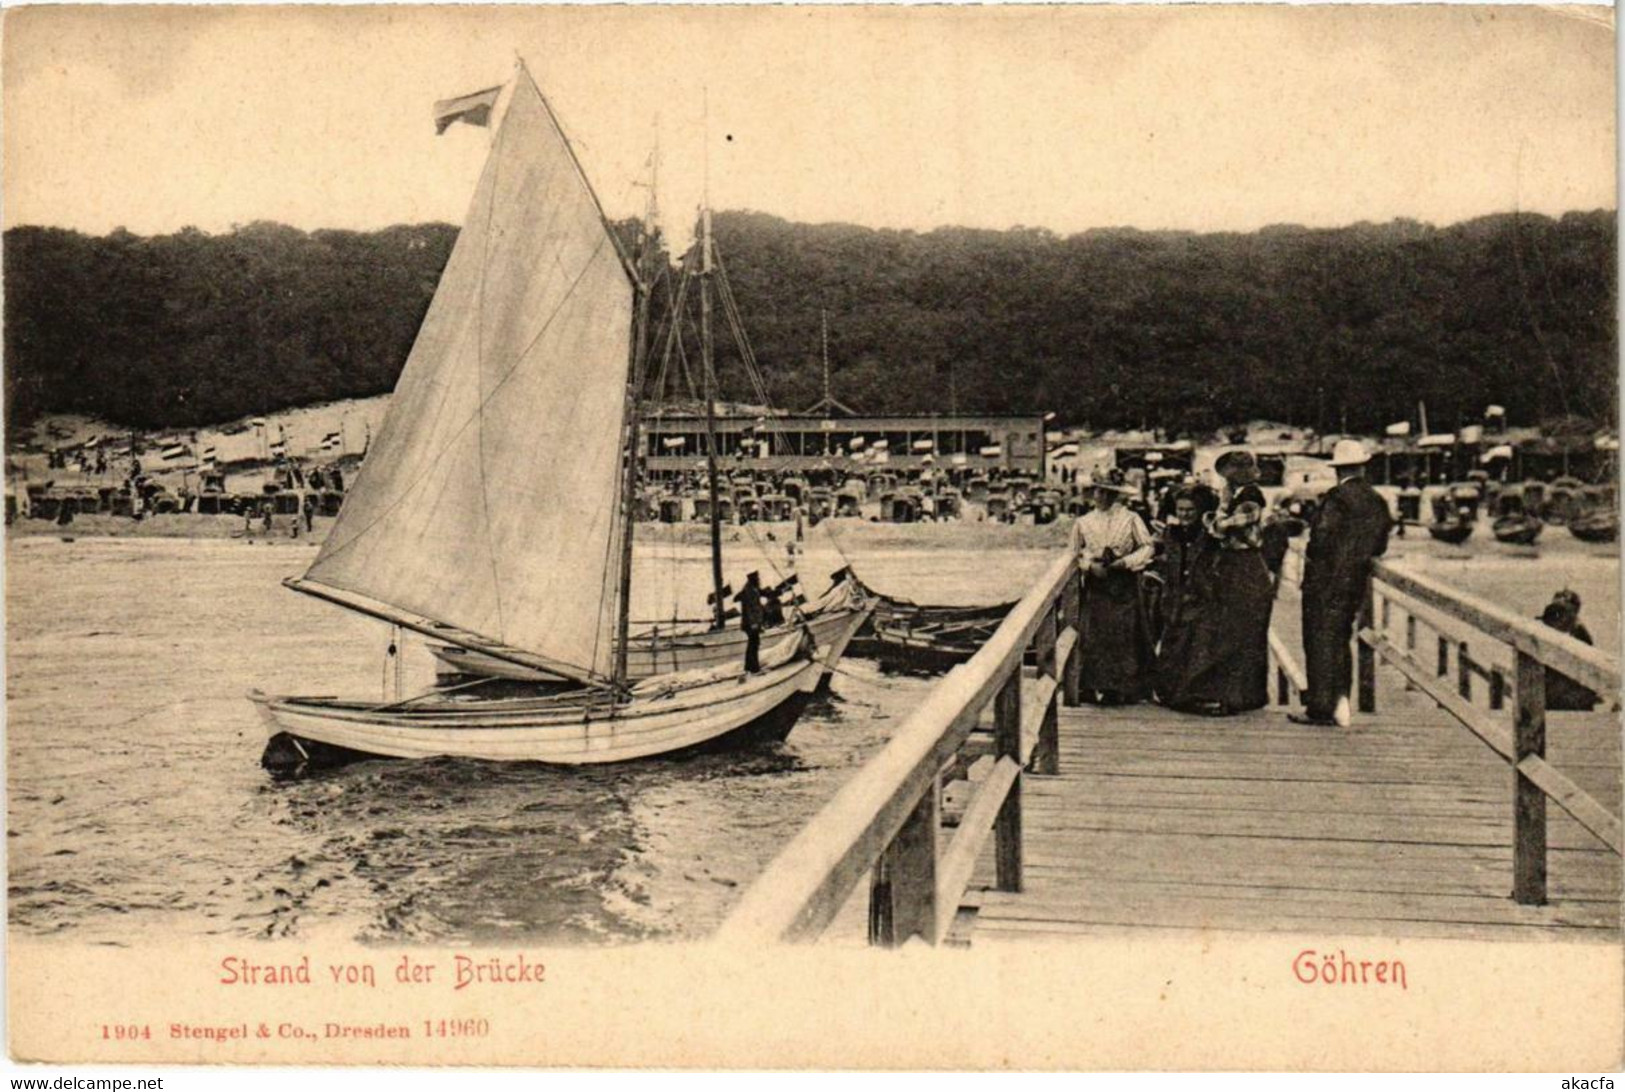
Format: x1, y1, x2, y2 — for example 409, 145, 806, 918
1155, 452, 1276, 715
1151, 485, 1215, 690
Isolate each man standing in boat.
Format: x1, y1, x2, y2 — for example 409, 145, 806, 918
739, 571, 765, 674
1292, 440, 1392, 727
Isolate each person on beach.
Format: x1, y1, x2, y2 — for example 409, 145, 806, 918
1538, 590, 1600, 711
1155, 451, 1275, 716
1291, 439, 1392, 727
1070, 480, 1156, 704
738, 571, 765, 674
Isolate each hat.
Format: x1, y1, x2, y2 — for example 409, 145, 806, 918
1542, 600, 1577, 627
1329, 439, 1371, 467
1214, 450, 1259, 484
1090, 480, 1136, 496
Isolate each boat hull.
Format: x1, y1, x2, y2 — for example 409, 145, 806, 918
431, 601, 869, 683
1570, 517, 1618, 543
872, 627, 986, 674
1492, 516, 1544, 545
253, 655, 823, 771
1426, 521, 1474, 545
260, 691, 814, 775
844, 580, 1014, 667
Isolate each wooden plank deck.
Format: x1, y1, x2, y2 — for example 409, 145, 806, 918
960, 670, 1622, 943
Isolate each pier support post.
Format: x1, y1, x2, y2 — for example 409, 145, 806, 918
1062, 568, 1082, 707
993, 671, 1023, 892
867, 779, 941, 946
1402, 613, 1420, 691
1033, 697, 1059, 776
1032, 604, 1060, 775
1512, 649, 1548, 906
1356, 583, 1376, 714
1458, 642, 1473, 702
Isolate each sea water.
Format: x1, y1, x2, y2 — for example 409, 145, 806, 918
4, 532, 1053, 945
6, 528, 1615, 944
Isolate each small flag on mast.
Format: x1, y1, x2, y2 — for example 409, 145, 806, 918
434, 86, 504, 134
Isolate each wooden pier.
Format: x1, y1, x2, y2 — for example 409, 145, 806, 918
717, 546, 1622, 947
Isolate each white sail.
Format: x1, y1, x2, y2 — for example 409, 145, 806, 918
303, 71, 634, 684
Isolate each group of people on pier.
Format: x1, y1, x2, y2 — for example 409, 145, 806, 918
1069, 439, 1393, 724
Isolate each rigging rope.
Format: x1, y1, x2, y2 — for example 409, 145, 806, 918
645, 235, 875, 622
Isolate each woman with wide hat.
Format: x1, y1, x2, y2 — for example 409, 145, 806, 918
1069, 478, 1156, 703
1155, 449, 1275, 715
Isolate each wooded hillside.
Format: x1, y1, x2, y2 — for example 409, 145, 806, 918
4, 209, 1614, 434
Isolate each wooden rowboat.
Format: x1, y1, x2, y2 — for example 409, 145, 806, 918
1426, 519, 1474, 545
1492, 514, 1544, 545
844, 570, 1014, 672
1569, 512, 1618, 543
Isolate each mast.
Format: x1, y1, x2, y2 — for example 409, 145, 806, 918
821, 308, 832, 408
801, 307, 857, 417
701, 207, 726, 629
613, 254, 653, 689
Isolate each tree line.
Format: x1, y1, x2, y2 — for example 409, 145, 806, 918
4, 208, 1614, 435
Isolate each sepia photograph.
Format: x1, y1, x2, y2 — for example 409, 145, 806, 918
3, 2, 1620, 1072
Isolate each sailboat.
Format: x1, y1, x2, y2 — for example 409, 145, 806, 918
425, 198, 870, 686
250, 64, 864, 771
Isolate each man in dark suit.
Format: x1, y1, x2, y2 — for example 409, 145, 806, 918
738, 571, 765, 673
1291, 440, 1393, 727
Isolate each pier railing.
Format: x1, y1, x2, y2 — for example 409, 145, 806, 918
1280, 542, 1622, 904
722, 538, 1621, 946
715, 549, 1081, 946
1266, 615, 1309, 709
1356, 557, 1622, 904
